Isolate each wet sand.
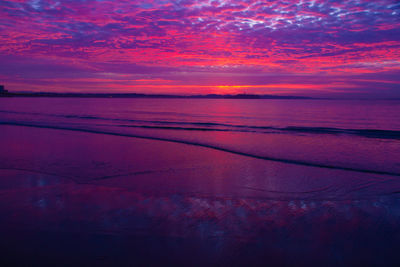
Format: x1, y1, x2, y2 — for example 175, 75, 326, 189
1, 125, 400, 266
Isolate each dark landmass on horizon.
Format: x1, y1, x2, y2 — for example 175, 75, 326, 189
0, 91, 314, 99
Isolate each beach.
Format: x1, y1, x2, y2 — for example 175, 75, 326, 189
1, 117, 400, 265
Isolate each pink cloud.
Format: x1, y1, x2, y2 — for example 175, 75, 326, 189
0, 0, 399, 97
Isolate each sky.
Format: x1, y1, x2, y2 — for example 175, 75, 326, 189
0, 0, 400, 97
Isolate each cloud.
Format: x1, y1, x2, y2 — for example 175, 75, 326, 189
0, 0, 399, 97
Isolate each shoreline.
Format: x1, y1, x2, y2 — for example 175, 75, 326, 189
2, 121, 399, 177
1, 124, 400, 265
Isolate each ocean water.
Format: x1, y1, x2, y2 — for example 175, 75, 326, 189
1, 98, 399, 176
1, 97, 400, 265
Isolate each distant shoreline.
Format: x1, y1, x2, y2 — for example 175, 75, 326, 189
0, 92, 313, 99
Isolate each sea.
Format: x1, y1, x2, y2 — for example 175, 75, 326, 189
1, 98, 399, 176
0, 97, 400, 265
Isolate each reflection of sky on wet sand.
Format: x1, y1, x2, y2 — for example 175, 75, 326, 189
1, 125, 400, 265
2, 170, 400, 265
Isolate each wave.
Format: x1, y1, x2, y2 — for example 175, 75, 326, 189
282, 126, 400, 140
1, 121, 400, 177
1, 109, 400, 140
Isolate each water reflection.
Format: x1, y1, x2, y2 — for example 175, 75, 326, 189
1, 170, 400, 265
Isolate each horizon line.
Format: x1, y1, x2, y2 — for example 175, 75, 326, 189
2, 91, 400, 100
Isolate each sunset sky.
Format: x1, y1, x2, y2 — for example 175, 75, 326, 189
1, 0, 400, 97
